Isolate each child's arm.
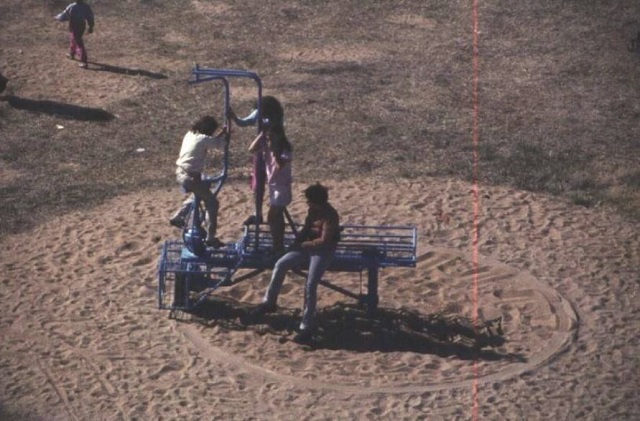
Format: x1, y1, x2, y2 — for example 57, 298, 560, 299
273, 151, 290, 169
248, 132, 265, 152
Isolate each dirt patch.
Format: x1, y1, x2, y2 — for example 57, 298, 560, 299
0, 2, 639, 230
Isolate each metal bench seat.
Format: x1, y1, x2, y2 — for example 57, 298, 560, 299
158, 224, 417, 316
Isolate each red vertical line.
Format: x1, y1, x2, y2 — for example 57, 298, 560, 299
471, 0, 481, 420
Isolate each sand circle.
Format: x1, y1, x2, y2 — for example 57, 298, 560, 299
180, 247, 578, 394
0, 182, 579, 400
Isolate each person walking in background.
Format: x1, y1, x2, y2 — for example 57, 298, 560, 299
252, 183, 341, 344
170, 115, 229, 249
55, 0, 95, 69
248, 121, 293, 255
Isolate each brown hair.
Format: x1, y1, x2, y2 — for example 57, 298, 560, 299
191, 115, 218, 136
304, 183, 329, 205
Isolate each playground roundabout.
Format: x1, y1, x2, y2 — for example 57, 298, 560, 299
139, 68, 579, 395
2, 177, 638, 419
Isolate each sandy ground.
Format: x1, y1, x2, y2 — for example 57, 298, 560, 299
1, 2, 639, 419
1, 177, 639, 420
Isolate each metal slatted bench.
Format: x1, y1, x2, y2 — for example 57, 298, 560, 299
158, 224, 417, 316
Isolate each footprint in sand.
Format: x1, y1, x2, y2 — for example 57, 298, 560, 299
180, 247, 578, 394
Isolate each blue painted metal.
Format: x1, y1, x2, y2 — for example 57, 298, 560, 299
190, 65, 266, 249
158, 223, 418, 315
158, 67, 418, 317
182, 66, 261, 256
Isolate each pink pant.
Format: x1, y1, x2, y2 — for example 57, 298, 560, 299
69, 30, 87, 64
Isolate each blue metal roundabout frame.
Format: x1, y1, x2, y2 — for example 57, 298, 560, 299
157, 66, 418, 318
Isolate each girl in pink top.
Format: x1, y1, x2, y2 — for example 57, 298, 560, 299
249, 124, 293, 254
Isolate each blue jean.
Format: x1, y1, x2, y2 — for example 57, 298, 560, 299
173, 172, 219, 240
263, 248, 335, 331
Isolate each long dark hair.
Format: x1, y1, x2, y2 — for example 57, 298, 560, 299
259, 96, 290, 156
260, 96, 284, 129
266, 125, 292, 157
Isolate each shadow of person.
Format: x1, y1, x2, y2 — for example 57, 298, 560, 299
87, 61, 167, 79
183, 297, 525, 363
309, 303, 522, 362
1, 95, 115, 121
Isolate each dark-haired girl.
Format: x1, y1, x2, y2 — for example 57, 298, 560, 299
248, 124, 293, 254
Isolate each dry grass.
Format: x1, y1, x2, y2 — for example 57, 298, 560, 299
0, 0, 639, 236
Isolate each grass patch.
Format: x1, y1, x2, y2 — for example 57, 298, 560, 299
0, 0, 638, 237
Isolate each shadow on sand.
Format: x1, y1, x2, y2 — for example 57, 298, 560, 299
2, 95, 115, 122
176, 297, 525, 363
87, 61, 167, 79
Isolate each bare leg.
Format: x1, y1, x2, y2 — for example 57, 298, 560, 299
268, 205, 285, 254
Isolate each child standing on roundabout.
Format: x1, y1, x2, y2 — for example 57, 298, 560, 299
230, 96, 287, 230
248, 117, 293, 255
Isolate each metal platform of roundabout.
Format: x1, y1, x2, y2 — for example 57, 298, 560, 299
158, 66, 417, 317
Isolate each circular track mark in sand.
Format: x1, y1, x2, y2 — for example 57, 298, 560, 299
180, 247, 578, 394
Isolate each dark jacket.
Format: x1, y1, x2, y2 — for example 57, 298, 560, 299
297, 203, 340, 251
64, 2, 94, 33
